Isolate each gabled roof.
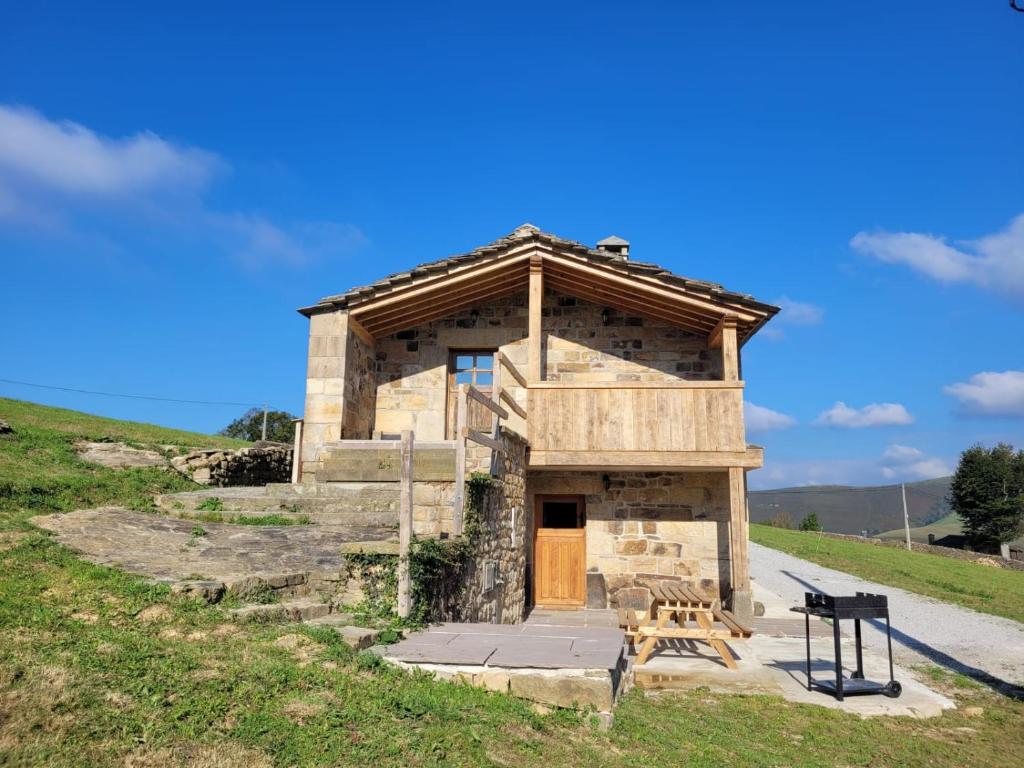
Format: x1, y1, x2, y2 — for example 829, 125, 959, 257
299, 224, 779, 343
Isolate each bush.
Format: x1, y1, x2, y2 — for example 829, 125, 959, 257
220, 407, 298, 443
798, 512, 822, 532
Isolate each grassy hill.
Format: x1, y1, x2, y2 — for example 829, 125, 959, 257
749, 477, 951, 536
878, 512, 964, 544
1, 399, 1021, 767
751, 524, 1024, 625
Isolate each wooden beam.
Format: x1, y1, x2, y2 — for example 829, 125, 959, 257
347, 251, 533, 315
466, 384, 508, 420
348, 316, 375, 347
499, 388, 527, 419
544, 251, 761, 323
527, 448, 765, 470
396, 430, 413, 619
452, 385, 468, 535
358, 268, 528, 336
528, 380, 744, 390
709, 316, 740, 381
544, 268, 720, 333
528, 254, 543, 383
463, 427, 504, 452
708, 315, 739, 349
728, 466, 750, 595
496, 351, 528, 388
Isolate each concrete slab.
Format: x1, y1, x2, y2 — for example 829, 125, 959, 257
632, 632, 955, 718
488, 637, 575, 668
384, 623, 626, 671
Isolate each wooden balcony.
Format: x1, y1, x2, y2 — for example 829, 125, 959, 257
526, 381, 762, 471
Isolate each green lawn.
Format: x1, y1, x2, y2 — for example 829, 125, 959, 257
877, 512, 964, 543
751, 524, 1024, 625
1, 399, 1023, 767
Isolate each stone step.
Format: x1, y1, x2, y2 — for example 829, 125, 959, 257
229, 597, 333, 623
154, 483, 403, 526
305, 614, 382, 650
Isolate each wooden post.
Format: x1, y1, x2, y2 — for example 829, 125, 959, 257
728, 466, 752, 623
490, 355, 502, 476
397, 430, 414, 619
290, 419, 304, 484
452, 385, 468, 535
528, 254, 543, 383
901, 483, 911, 552
709, 316, 740, 382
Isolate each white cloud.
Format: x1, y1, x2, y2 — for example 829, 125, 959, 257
744, 402, 797, 432
813, 401, 913, 428
851, 214, 1024, 301
880, 444, 923, 463
943, 370, 1024, 417
0, 105, 219, 198
0, 104, 364, 268
879, 444, 951, 481
761, 296, 824, 341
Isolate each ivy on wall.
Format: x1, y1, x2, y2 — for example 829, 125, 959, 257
340, 472, 494, 626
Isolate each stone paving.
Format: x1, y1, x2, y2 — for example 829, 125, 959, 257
30, 507, 396, 589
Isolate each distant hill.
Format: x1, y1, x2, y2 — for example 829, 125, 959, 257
877, 511, 964, 545
749, 476, 951, 536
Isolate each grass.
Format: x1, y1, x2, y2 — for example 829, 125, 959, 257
751, 524, 1024, 625
188, 512, 312, 526
877, 511, 964, 543
1, 399, 1023, 766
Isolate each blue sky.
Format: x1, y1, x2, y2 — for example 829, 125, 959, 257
1, 2, 1022, 489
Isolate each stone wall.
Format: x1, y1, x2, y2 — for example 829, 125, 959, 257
370, 288, 720, 443
451, 428, 529, 624
171, 443, 293, 487
528, 471, 732, 609
544, 292, 721, 382
342, 329, 376, 439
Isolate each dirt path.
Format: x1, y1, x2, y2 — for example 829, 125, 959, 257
750, 542, 1024, 692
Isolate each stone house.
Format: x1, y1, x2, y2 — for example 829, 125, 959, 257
295, 224, 778, 622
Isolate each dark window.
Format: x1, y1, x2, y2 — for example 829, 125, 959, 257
541, 500, 583, 529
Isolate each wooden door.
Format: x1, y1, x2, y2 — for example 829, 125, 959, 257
533, 496, 586, 608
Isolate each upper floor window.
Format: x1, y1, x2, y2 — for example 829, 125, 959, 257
448, 350, 495, 437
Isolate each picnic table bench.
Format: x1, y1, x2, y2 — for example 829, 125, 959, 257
618, 581, 752, 670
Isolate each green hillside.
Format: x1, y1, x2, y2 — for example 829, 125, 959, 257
878, 512, 964, 543
749, 477, 951, 536
0, 398, 1022, 766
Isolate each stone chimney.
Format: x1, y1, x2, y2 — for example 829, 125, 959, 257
596, 235, 630, 261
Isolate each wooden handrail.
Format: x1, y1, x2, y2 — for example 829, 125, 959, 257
463, 427, 503, 452
466, 384, 508, 420
499, 388, 527, 419
496, 351, 528, 388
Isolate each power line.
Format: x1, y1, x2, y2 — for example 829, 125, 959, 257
0, 377, 264, 408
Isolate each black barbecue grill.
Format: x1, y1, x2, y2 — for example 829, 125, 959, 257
790, 592, 901, 701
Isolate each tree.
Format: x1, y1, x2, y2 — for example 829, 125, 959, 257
950, 443, 1024, 550
220, 408, 298, 444
798, 512, 822, 532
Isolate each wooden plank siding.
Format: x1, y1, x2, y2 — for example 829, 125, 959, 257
528, 384, 746, 453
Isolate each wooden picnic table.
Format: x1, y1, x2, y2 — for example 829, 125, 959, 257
618, 581, 752, 670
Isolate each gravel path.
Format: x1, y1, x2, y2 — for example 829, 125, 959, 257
750, 542, 1024, 692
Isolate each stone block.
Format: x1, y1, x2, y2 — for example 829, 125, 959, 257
649, 542, 681, 558
614, 539, 647, 555
586, 572, 607, 609
508, 671, 614, 712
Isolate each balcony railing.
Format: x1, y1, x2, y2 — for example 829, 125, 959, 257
526, 380, 760, 469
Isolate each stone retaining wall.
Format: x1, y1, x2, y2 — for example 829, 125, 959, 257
170, 442, 293, 487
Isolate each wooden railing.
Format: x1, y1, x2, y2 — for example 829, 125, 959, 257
527, 381, 747, 457
451, 352, 528, 533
